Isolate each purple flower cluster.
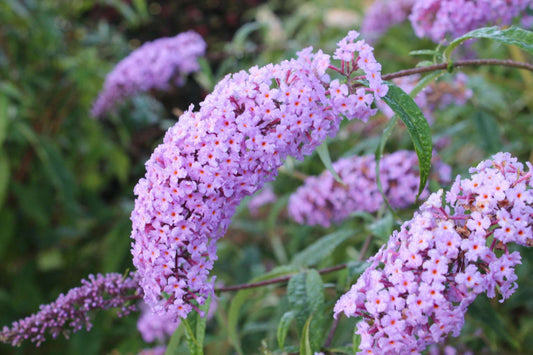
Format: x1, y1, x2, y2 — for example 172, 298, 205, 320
91, 30, 206, 117
409, 0, 530, 42
137, 301, 180, 343
361, 0, 415, 43
288, 150, 451, 228
0, 273, 141, 346
130, 30, 388, 321
377, 73, 472, 124
334, 152, 533, 354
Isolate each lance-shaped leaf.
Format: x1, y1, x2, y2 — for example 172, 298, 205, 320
277, 311, 295, 351
288, 270, 326, 352
380, 82, 433, 198
291, 228, 357, 267
444, 26, 533, 59
317, 141, 343, 184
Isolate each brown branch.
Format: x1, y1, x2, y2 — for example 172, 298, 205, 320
387, 59, 533, 80
215, 233, 373, 294
352, 59, 533, 88
215, 263, 349, 293
353, 59, 533, 87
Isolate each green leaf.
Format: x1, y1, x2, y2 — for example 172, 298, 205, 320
165, 322, 185, 355
36, 248, 64, 271
109, 149, 130, 184
183, 318, 200, 355
13, 121, 76, 208
444, 26, 533, 59
102, 218, 132, 272
277, 311, 295, 351
374, 115, 399, 213
0, 208, 15, 258
367, 213, 394, 242
195, 58, 216, 92
195, 299, 210, 353
288, 270, 325, 351
381, 82, 433, 198
316, 142, 343, 184
299, 315, 313, 355
0, 94, 9, 146
415, 60, 436, 68
231, 22, 263, 50
409, 49, 439, 56
183, 298, 210, 355
469, 296, 520, 350
227, 265, 300, 355
266, 195, 290, 264
291, 228, 356, 267
132, 0, 149, 19
474, 111, 502, 154
0, 150, 9, 209
258, 265, 302, 282
410, 71, 444, 97
288, 271, 321, 329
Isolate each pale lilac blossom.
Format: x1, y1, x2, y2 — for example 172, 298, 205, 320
334, 153, 533, 353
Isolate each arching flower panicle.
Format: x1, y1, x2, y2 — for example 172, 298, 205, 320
130, 31, 387, 321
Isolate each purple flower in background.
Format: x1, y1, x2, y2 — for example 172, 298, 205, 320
288, 150, 451, 227
0, 273, 141, 346
409, 0, 530, 42
248, 185, 277, 216
361, 0, 415, 43
137, 301, 180, 344
334, 152, 533, 353
136, 294, 218, 344
377, 73, 472, 124
130, 30, 388, 321
91, 30, 206, 117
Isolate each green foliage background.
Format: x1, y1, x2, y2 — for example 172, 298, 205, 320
0, 0, 532, 354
